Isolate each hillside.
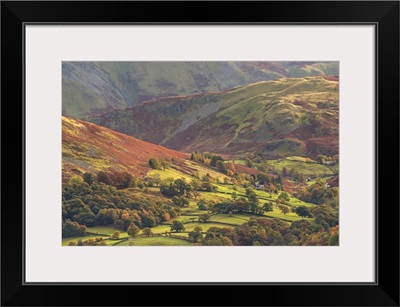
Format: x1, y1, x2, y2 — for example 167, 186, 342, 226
90, 76, 339, 158
62, 116, 188, 180
62, 61, 339, 118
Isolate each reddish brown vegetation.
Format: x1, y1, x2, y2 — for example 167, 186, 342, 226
62, 116, 188, 176
323, 75, 339, 82
326, 176, 339, 187
234, 164, 262, 176
307, 136, 339, 157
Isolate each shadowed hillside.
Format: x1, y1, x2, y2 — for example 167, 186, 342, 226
63, 61, 339, 118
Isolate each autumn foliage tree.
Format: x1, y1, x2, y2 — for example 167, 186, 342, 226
62, 219, 87, 237
142, 227, 153, 237
127, 223, 140, 238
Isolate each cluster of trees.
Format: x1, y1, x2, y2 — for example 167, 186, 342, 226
316, 154, 339, 164
190, 152, 237, 176
68, 237, 108, 246
190, 152, 223, 165
241, 152, 271, 172
187, 213, 338, 246
160, 178, 193, 197
148, 157, 169, 170
62, 219, 87, 237
95, 171, 133, 189
293, 205, 313, 218
282, 168, 308, 184
77, 171, 155, 191
160, 177, 217, 198
194, 188, 296, 216
211, 199, 265, 215
62, 177, 181, 237
295, 178, 339, 206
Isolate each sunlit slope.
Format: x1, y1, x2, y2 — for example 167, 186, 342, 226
62, 116, 188, 180
91, 76, 339, 158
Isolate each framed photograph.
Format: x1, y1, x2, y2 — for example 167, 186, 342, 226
1, 1, 399, 306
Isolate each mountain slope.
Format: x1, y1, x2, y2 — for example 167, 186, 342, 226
89, 76, 339, 158
62, 116, 188, 180
62, 61, 339, 118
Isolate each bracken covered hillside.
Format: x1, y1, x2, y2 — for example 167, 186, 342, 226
62, 116, 188, 181
90, 76, 339, 158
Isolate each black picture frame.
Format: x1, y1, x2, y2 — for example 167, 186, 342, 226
1, 1, 399, 306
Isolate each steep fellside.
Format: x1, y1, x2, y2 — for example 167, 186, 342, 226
63, 61, 339, 118
62, 116, 188, 180
90, 76, 339, 158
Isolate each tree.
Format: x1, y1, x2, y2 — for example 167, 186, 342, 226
160, 159, 169, 169
172, 196, 189, 207
142, 227, 153, 237
231, 191, 238, 200
97, 171, 111, 185
111, 231, 120, 239
193, 191, 201, 200
174, 178, 189, 196
198, 213, 211, 223
74, 212, 96, 227
225, 161, 236, 175
201, 182, 215, 192
193, 226, 203, 232
83, 172, 96, 185
190, 178, 202, 191
127, 223, 140, 238
62, 219, 87, 237
210, 155, 223, 167
279, 205, 290, 215
149, 157, 161, 169
170, 220, 185, 232
112, 171, 133, 189
278, 192, 290, 202
82, 238, 108, 246
257, 173, 271, 184
188, 227, 203, 242
246, 188, 258, 204
282, 167, 288, 176
316, 155, 328, 164
262, 202, 273, 212
294, 206, 313, 218
216, 160, 226, 173
197, 199, 208, 210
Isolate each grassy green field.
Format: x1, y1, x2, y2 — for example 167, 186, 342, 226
212, 183, 315, 208
210, 214, 252, 225
147, 167, 193, 182
264, 207, 312, 222
286, 156, 315, 163
116, 236, 193, 246
266, 158, 336, 177
86, 226, 129, 238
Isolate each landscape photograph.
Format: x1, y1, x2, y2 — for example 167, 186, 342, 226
62, 61, 339, 246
